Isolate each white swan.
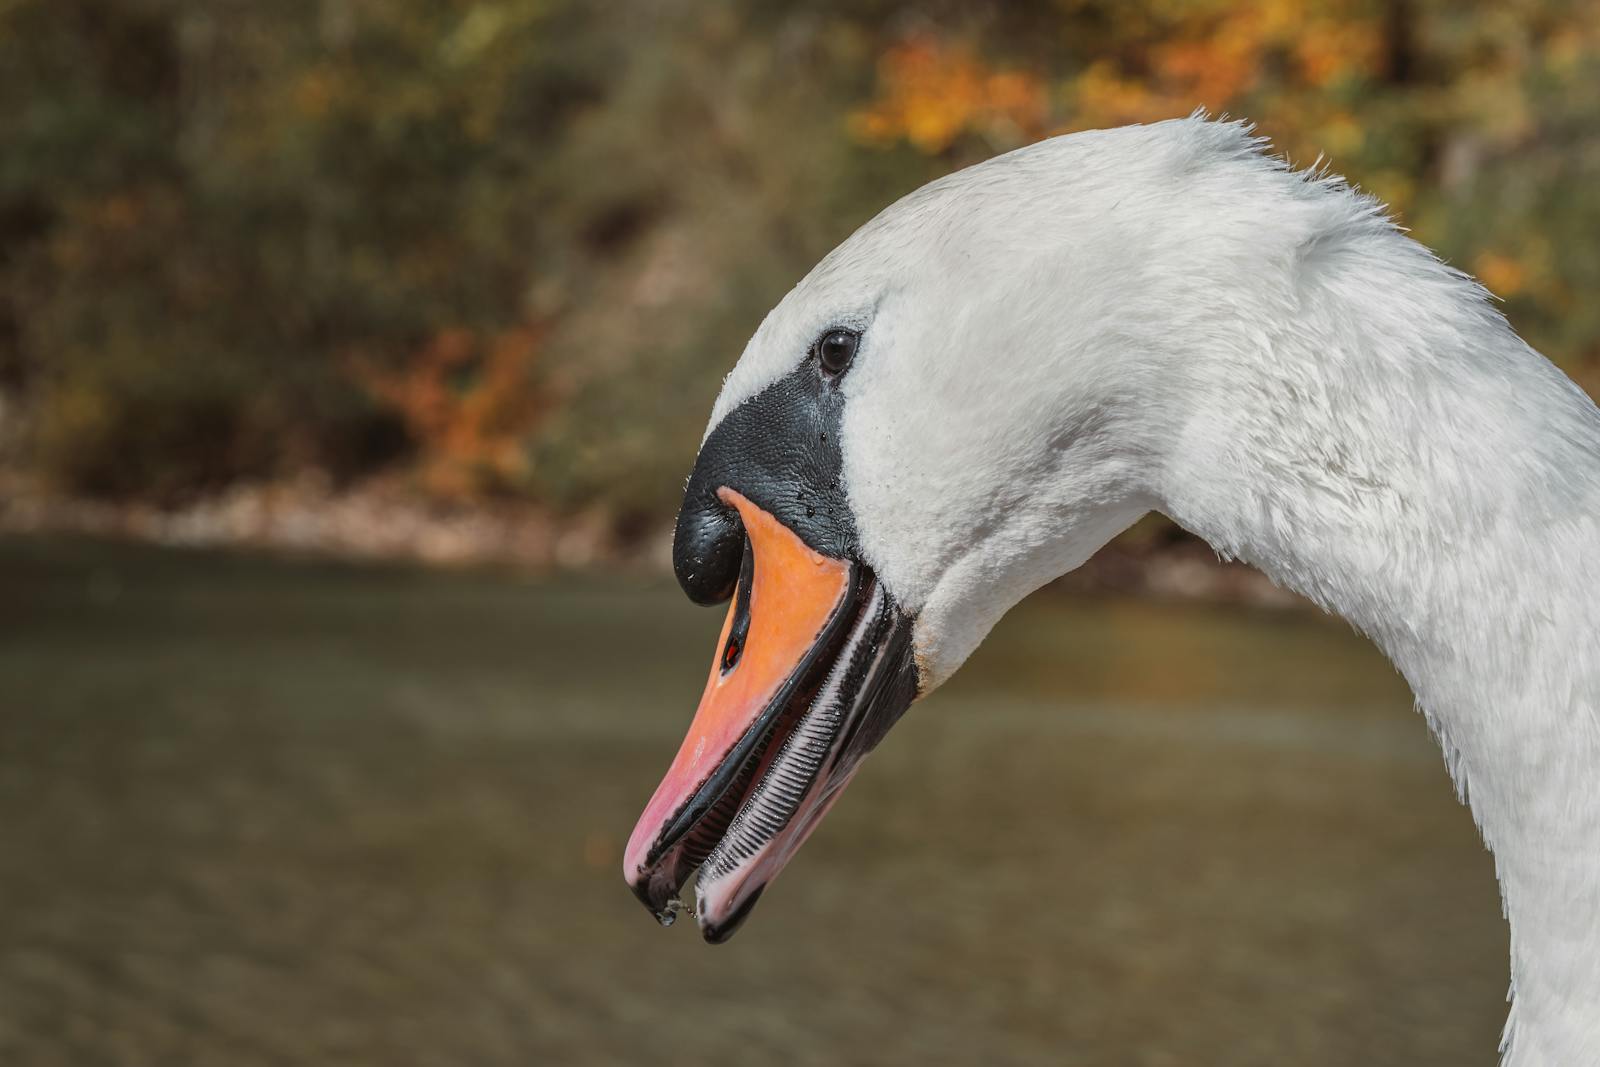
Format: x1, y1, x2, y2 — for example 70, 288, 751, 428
624, 115, 1600, 1065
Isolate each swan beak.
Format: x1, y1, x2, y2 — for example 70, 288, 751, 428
624, 488, 918, 942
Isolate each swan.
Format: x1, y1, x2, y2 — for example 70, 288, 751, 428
622, 115, 1600, 1065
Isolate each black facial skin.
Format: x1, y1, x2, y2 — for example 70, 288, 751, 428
672, 363, 859, 605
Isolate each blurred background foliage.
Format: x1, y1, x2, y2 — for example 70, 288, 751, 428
2, 0, 1597, 540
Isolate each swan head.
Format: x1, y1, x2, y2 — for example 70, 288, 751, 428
625, 115, 1335, 940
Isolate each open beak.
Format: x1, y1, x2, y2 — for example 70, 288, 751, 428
624, 488, 918, 942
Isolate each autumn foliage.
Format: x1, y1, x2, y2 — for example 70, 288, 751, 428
355, 326, 546, 500
2, 1, 1597, 520
847, 2, 1600, 405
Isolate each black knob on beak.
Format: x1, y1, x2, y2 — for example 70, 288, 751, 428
673, 478, 743, 606
669, 368, 860, 606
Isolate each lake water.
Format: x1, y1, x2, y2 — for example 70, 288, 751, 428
0, 538, 1507, 1065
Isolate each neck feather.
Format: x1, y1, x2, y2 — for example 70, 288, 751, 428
1154, 227, 1600, 1065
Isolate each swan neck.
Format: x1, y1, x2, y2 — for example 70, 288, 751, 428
1152, 257, 1600, 1064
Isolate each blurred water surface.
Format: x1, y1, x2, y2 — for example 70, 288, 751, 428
0, 539, 1506, 1065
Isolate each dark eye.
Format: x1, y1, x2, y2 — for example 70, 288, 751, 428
816, 329, 859, 376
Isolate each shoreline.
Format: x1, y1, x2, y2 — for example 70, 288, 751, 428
0, 474, 1305, 610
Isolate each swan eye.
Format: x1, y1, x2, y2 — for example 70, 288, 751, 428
815, 329, 859, 376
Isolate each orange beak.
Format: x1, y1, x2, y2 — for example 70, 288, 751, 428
624, 489, 855, 914
627, 451, 922, 941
